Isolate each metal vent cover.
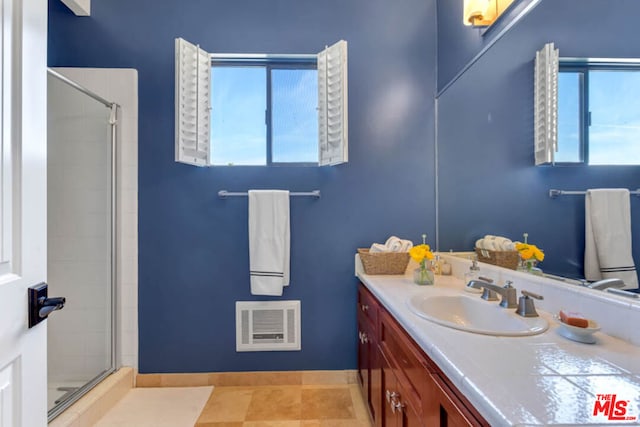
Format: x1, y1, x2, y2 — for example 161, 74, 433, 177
235, 301, 301, 352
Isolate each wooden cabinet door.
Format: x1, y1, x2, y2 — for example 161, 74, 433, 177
380, 352, 399, 427
358, 284, 382, 425
396, 381, 423, 427
357, 316, 371, 404
430, 374, 478, 427
381, 352, 423, 427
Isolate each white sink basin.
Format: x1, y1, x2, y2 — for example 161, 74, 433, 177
407, 294, 548, 336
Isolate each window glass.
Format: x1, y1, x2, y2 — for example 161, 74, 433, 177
210, 67, 266, 165
557, 72, 582, 163
271, 69, 318, 163
589, 70, 640, 165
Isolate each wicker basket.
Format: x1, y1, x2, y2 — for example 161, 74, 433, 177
358, 248, 410, 275
475, 247, 520, 270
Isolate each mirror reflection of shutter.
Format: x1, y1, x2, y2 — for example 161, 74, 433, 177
318, 40, 348, 166
175, 37, 211, 166
534, 42, 559, 165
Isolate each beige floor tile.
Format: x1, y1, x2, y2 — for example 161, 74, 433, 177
243, 422, 302, 427
196, 388, 254, 423
196, 423, 244, 427
300, 388, 355, 420
301, 420, 371, 427
245, 387, 302, 421
94, 386, 212, 427
349, 384, 370, 422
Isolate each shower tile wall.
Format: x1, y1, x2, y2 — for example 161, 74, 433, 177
47, 77, 112, 384
50, 68, 139, 371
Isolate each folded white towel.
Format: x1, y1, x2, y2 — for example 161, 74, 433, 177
482, 240, 497, 251
493, 237, 513, 251
584, 189, 638, 290
249, 190, 290, 296
384, 236, 402, 252
399, 240, 413, 252
502, 241, 516, 251
477, 235, 514, 251
369, 243, 389, 253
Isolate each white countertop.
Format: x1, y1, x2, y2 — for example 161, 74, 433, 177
357, 270, 640, 426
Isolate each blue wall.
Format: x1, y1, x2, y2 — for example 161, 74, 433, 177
48, 0, 437, 372
438, 0, 640, 279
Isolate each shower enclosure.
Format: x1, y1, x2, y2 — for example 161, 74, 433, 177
46, 69, 118, 420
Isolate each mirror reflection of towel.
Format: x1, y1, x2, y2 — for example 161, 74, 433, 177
249, 190, 290, 296
584, 189, 638, 290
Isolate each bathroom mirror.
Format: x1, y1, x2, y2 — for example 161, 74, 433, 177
437, 0, 640, 283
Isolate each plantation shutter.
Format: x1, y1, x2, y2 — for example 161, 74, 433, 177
318, 40, 348, 166
534, 42, 559, 165
175, 37, 211, 166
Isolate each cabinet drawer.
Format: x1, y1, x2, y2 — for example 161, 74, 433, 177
358, 284, 379, 327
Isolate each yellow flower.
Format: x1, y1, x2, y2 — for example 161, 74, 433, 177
409, 246, 425, 262
516, 242, 544, 262
519, 247, 534, 260
532, 246, 545, 262
409, 244, 433, 263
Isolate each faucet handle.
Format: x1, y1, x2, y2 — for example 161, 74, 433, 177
516, 290, 544, 317
521, 290, 543, 300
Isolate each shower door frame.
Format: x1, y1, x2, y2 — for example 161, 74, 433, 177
46, 68, 119, 422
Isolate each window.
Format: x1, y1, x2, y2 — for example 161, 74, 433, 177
557, 63, 640, 165
210, 62, 318, 166
175, 38, 348, 168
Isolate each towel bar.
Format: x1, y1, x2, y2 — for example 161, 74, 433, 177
218, 190, 321, 199
549, 189, 640, 198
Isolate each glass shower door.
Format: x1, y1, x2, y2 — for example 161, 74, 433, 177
46, 71, 116, 419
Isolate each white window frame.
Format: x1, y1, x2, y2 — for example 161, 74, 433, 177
175, 38, 348, 167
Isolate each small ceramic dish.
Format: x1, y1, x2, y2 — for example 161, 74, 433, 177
555, 315, 601, 344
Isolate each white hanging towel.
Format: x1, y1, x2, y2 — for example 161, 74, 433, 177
584, 189, 638, 289
249, 190, 290, 296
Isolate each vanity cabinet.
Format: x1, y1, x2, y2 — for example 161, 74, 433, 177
358, 283, 487, 427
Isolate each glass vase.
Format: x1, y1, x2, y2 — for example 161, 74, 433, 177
517, 258, 543, 276
413, 266, 434, 286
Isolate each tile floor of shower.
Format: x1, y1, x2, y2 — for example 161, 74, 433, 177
47, 381, 87, 410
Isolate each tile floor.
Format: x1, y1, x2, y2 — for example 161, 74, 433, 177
94, 383, 372, 426
194, 384, 372, 427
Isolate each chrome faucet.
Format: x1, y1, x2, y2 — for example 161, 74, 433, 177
467, 279, 518, 309
586, 278, 625, 291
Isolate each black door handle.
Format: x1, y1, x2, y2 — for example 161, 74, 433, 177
28, 283, 66, 328
38, 297, 66, 318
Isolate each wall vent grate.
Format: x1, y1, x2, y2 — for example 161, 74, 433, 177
236, 301, 301, 352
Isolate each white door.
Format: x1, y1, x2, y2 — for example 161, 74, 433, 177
0, 0, 49, 426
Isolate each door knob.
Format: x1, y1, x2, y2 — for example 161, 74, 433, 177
28, 283, 66, 328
